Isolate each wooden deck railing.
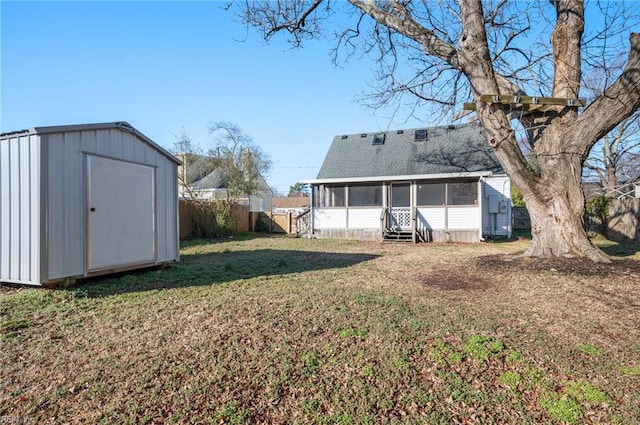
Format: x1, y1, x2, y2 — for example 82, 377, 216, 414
295, 208, 312, 237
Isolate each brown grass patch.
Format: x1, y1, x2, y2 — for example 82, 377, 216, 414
1, 235, 639, 424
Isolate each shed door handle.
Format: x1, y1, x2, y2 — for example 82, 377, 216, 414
90, 207, 96, 212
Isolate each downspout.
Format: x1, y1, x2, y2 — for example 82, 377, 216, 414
479, 178, 485, 241
503, 178, 511, 237
310, 185, 315, 237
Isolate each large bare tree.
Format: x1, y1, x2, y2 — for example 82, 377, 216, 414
236, 0, 640, 262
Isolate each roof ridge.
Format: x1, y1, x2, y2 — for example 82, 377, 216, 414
334, 122, 481, 138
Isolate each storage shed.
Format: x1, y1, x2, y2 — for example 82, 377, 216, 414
0, 121, 181, 286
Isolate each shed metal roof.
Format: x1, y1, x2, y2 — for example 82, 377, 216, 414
0, 121, 181, 165
314, 123, 502, 181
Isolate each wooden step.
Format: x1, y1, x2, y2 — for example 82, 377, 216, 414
383, 229, 414, 242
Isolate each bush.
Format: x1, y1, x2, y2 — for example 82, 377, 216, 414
255, 219, 269, 233
190, 200, 233, 238
511, 184, 525, 207
586, 195, 610, 234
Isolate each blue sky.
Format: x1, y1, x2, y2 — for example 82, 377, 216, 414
1, 1, 428, 194
3, 2, 637, 193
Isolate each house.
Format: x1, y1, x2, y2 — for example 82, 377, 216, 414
304, 123, 511, 242
177, 154, 273, 212
0, 122, 180, 286
271, 196, 311, 214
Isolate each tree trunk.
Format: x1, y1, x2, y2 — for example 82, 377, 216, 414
521, 146, 611, 262
525, 192, 608, 262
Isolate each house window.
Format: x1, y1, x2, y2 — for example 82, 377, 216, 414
330, 186, 346, 207
348, 184, 383, 207
417, 183, 446, 206
414, 129, 428, 142
416, 181, 477, 206
447, 182, 477, 205
314, 185, 345, 207
372, 133, 385, 145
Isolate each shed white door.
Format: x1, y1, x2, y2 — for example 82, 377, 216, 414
87, 155, 155, 272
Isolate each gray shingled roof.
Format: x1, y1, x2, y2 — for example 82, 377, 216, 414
192, 169, 225, 190
1, 121, 181, 165
316, 123, 502, 179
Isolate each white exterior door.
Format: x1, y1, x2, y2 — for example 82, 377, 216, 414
390, 183, 412, 230
86, 155, 155, 272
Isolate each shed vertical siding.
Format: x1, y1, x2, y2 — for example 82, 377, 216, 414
45, 131, 85, 279
156, 157, 179, 263
42, 128, 179, 281
0, 134, 42, 284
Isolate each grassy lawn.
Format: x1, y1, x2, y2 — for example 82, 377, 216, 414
2, 235, 639, 424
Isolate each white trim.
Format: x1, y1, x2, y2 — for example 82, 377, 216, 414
303, 171, 496, 185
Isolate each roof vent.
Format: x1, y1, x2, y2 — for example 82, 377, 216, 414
372, 133, 385, 145
447, 125, 455, 130
360, 133, 367, 138
341, 135, 348, 139
414, 129, 428, 142
116, 122, 135, 132
396, 130, 404, 134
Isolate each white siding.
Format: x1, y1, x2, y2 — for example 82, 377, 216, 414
0, 134, 41, 284
347, 208, 381, 229
313, 208, 347, 229
482, 176, 511, 237
43, 128, 179, 281
448, 207, 480, 229
417, 208, 445, 230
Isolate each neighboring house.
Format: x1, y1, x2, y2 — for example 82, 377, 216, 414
271, 196, 311, 214
304, 123, 511, 242
177, 154, 273, 212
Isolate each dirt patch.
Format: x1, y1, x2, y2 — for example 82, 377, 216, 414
0, 284, 22, 296
420, 268, 493, 291
477, 254, 640, 277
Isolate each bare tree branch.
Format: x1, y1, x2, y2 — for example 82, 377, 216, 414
573, 33, 640, 150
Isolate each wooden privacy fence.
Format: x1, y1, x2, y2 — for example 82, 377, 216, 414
607, 198, 640, 243
271, 212, 294, 233
179, 200, 249, 239
251, 212, 295, 234
251, 210, 310, 235
513, 201, 639, 242
512, 206, 531, 230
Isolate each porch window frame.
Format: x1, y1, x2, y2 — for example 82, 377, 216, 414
347, 183, 384, 207
313, 184, 346, 208
415, 179, 479, 207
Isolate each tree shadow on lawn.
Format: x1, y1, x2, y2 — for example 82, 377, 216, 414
598, 242, 640, 257
67, 248, 379, 298
486, 231, 640, 258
